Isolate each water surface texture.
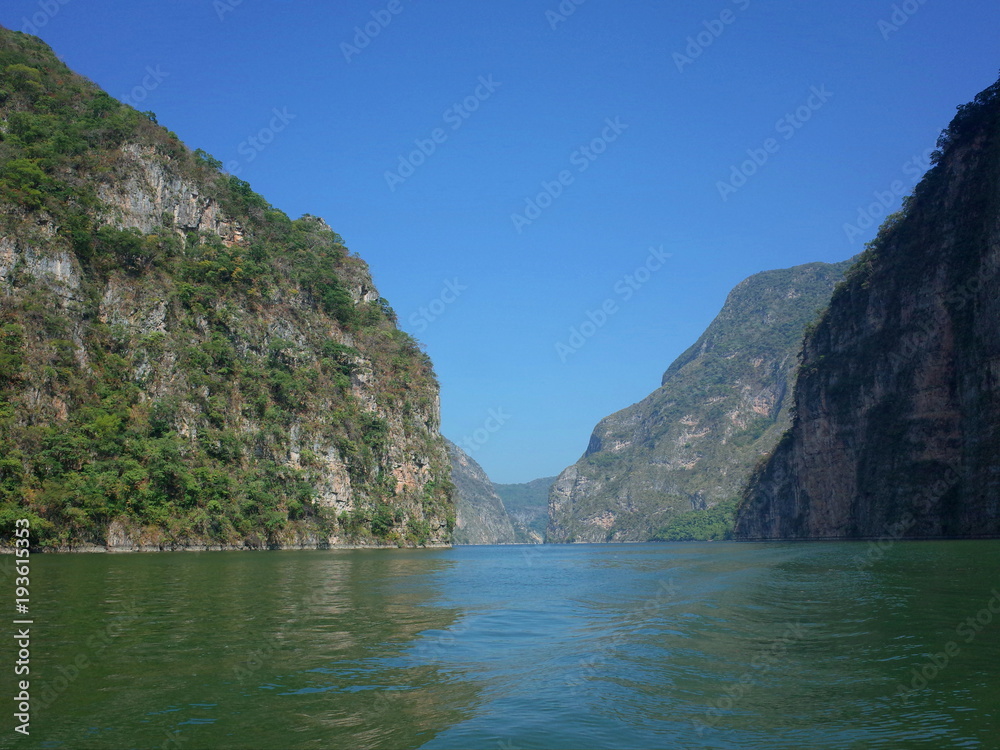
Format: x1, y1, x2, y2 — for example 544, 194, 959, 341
10, 542, 1000, 749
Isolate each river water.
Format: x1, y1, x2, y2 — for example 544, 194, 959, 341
10, 541, 1000, 749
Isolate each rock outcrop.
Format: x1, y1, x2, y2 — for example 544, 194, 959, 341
735, 74, 1000, 540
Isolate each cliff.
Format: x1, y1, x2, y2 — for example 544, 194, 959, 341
547, 261, 850, 543
0, 29, 453, 549
735, 74, 1000, 540
446, 440, 516, 545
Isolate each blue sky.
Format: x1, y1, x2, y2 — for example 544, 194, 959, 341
3, 0, 998, 483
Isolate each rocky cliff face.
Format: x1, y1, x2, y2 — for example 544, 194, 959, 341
447, 440, 516, 545
0, 30, 453, 548
547, 261, 850, 543
735, 75, 1000, 540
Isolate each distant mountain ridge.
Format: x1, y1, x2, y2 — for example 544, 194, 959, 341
494, 476, 554, 543
548, 260, 852, 543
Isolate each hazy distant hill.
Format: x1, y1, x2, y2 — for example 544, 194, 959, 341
493, 476, 554, 543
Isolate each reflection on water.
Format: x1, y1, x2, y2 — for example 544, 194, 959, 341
23, 550, 477, 749
14, 541, 1000, 749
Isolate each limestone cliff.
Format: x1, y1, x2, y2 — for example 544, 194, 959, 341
0, 29, 453, 549
547, 261, 850, 543
447, 440, 516, 545
735, 74, 1000, 540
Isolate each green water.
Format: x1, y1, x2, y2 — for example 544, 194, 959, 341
4, 541, 999, 749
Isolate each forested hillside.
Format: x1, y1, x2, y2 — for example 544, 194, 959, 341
0, 28, 453, 549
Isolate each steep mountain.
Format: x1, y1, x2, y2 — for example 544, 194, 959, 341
447, 440, 516, 545
0, 29, 453, 549
547, 260, 851, 543
493, 476, 554, 543
735, 74, 1000, 540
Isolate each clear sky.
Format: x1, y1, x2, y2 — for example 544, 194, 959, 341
3, 0, 997, 483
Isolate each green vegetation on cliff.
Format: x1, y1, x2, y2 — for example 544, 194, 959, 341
0, 30, 452, 548
651, 499, 737, 542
